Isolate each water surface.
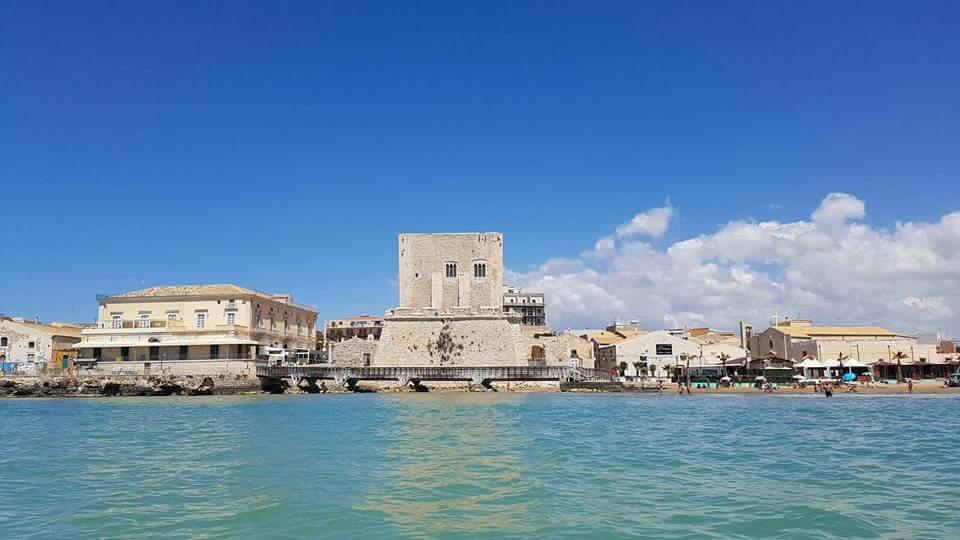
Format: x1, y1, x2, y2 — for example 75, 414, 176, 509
1, 393, 958, 538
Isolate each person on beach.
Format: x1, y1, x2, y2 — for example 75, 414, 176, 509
658, 380, 664, 393
824, 384, 833, 397
907, 378, 914, 394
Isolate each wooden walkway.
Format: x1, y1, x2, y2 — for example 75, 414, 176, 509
256, 364, 611, 390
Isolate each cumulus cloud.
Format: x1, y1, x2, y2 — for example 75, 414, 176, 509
615, 206, 673, 238
509, 194, 960, 334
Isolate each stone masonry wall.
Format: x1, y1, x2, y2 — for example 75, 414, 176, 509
329, 337, 378, 367
398, 233, 504, 310
374, 315, 524, 367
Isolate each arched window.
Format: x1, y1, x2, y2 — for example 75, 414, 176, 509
530, 345, 545, 360
769, 339, 774, 349
445, 263, 458, 278
0, 337, 7, 347
474, 262, 486, 278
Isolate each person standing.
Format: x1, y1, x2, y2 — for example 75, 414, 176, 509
907, 378, 914, 395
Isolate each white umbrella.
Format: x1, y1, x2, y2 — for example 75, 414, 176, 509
791, 374, 805, 380
754, 376, 766, 381
720, 376, 732, 381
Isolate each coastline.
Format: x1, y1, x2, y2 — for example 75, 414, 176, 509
3, 376, 958, 398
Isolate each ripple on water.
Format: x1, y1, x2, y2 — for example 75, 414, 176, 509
0, 393, 959, 538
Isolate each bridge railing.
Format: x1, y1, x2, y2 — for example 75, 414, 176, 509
255, 364, 610, 382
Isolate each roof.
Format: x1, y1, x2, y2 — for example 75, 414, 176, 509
770, 325, 913, 339
585, 331, 625, 346
113, 284, 256, 298
3, 320, 83, 339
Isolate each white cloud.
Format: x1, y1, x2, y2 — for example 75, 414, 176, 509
510, 194, 960, 334
615, 206, 673, 238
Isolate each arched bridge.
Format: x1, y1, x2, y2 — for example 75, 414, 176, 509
256, 364, 611, 391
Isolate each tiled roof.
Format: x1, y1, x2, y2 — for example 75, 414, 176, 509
771, 325, 912, 339
15, 321, 83, 339
113, 284, 256, 298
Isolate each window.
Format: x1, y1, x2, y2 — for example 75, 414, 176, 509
139, 314, 150, 328
27, 353, 35, 362
445, 262, 457, 278
167, 313, 178, 321
297, 320, 302, 336
179, 346, 188, 360
28, 341, 35, 349
284, 317, 289, 333
474, 262, 486, 278
226, 312, 236, 326
363, 352, 371, 366
121, 347, 130, 360
92, 347, 102, 359
149, 346, 159, 361
270, 317, 276, 330
111, 315, 122, 329
196, 313, 206, 329
210, 345, 219, 359
256, 310, 263, 328
0, 337, 6, 347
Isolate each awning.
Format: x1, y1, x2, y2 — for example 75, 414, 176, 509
74, 338, 259, 349
796, 358, 823, 368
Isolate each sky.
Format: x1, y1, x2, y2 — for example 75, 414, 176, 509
1, 1, 959, 334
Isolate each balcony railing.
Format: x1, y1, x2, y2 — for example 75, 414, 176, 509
94, 319, 186, 330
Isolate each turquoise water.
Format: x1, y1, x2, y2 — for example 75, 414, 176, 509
1, 393, 959, 538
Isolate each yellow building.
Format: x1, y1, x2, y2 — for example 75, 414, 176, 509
76, 284, 318, 366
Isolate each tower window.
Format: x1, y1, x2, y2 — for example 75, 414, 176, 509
445, 263, 458, 278
474, 262, 486, 278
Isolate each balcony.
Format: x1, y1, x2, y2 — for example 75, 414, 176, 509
92, 319, 187, 330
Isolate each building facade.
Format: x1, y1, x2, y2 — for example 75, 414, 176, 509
502, 286, 546, 326
597, 330, 701, 378
76, 284, 318, 367
326, 315, 384, 343
0, 317, 82, 374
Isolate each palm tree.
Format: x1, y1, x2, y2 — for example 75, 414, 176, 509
664, 364, 673, 382
618, 361, 628, 378
680, 353, 694, 392
718, 353, 730, 378
892, 351, 908, 381
632, 361, 643, 381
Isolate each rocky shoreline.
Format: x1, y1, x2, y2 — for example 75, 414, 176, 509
0, 375, 264, 398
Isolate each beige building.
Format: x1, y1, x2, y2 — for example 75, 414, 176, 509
326, 314, 384, 343
746, 318, 919, 363
744, 318, 952, 378
503, 286, 546, 326
0, 317, 82, 374
76, 284, 318, 369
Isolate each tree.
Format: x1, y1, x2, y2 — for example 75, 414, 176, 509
718, 353, 730, 377
632, 361, 643, 380
664, 364, 673, 382
892, 350, 908, 381
618, 361, 628, 377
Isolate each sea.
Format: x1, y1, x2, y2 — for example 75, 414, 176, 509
1, 392, 958, 539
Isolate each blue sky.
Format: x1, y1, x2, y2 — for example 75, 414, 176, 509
2, 1, 959, 328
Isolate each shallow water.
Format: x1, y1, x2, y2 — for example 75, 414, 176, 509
1, 393, 958, 538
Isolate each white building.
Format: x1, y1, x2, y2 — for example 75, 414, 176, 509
598, 330, 702, 379
0, 317, 82, 375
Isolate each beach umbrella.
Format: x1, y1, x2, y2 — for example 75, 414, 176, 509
720, 376, 732, 381
842, 373, 857, 382
754, 375, 766, 381
791, 374, 805, 380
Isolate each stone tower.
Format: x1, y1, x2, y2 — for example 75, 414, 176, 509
398, 233, 503, 310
